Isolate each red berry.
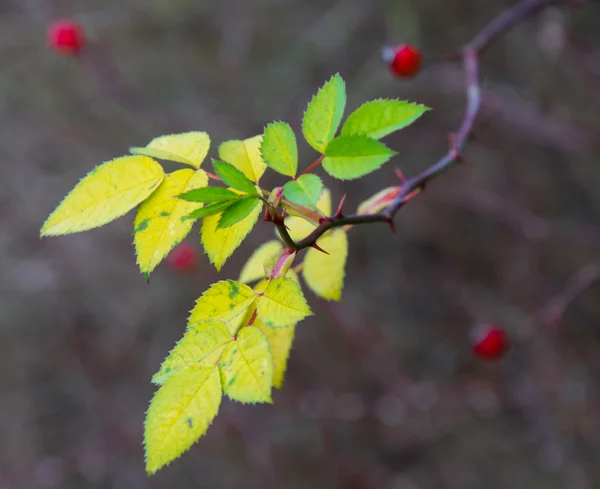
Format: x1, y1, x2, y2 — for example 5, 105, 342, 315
167, 242, 198, 272
48, 20, 85, 56
383, 44, 422, 78
471, 324, 509, 360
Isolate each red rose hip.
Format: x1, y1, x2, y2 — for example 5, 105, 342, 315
48, 19, 86, 56
383, 44, 422, 78
471, 324, 509, 360
167, 242, 198, 272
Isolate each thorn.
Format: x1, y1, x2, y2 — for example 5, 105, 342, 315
247, 309, 257, 327
310, 242, 330, 255
402, 188, 422, 203
280, 209, 287, 219
395, 169, 407, 182
264, 207, 272, 222
385, 216, 397, 235
335, 194, 347, 218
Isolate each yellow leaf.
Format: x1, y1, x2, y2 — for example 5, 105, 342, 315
219, 326, 273, 403
238, 240, 283, 284
303, 229, 348, 301
201, 201, 263, 271
144, 364, 221, 475
188, 280, 257, 335
131, 132, 210, 169
285, 188, 331, 241
41, 155, 164, 236
152, 320, 232, 385
218, 135, 267, 182
255, 319, 295, 389
134, 169, 208, 277
256, 277, 312, 327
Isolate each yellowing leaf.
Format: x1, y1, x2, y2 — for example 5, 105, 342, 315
144, 364, 221, 475
152, 320, 232, 385
256, 319, 295, 388
201, 200, 263, 271
285, 188, 331, 241
188, 280, 257, 335
218, 135, 267, 183
41, 155, 164, 236
219, 326, 273, 403
238, 241, 283, 284
256, 277, 312, 327
303, 229, 348, 301
134, 169, 208, 277
131, 132, 210, 169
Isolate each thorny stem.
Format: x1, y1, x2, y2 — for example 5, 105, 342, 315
281, 0, 583, 252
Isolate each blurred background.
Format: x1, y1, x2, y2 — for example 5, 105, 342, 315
1, 0, 600, 487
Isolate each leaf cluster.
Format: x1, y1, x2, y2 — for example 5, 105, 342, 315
40, 74, 428, 474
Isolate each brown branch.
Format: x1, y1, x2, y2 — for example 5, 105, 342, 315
284, 0, 583, 252
538, 260, 600, 327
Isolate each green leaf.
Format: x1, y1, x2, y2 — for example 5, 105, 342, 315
179, 186, 239, 203
341, 99, 428, 140
144, 364, 222, 475
41, 155, 164, 236
302, 73, 346, 153
217, 196, 261, 229
184, 200, 233, 221
130, 131, 210, 169
219, 326, 273, 403
152, 320, 233, 385
260, 122, 298, 177
188, 280, 257, 335
322, 135, 397, 180
256, 277, 312, 327
282, 174, 323, 209
212, 160, 257, 194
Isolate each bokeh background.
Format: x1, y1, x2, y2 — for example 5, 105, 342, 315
2, 0, 600, 488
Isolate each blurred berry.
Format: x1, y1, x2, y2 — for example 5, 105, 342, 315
471, 324, 509, 360
167, 242, 198, 272
48, 19, 85, 56
383, 44, 422, 78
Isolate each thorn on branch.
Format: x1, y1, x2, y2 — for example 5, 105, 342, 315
335, 194, 347, 218
395, 169, 407, 182
385, 216, 397, 235
311, 242, 330, 254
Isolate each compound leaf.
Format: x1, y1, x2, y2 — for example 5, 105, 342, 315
212, 160, 257, 194
217, 196, 261, 229
41, 155, 164, 236
256, 277, 312, 327
219, 135, 267, 183
260, 122, 298, 177
134, 169, 208, 278
144, 364, 221, 475
152, 320, 233, 385
323, 135, 396, 180
238, 240, 283, 284
188, 280, 257, 335
255, 319, 295, 389
131, 131, 210, 169
283, 174, 323, 209
219, 326, 273, 403
302, 73, 346, 153
341, 99, 428, 140
201, 200, 263, 271
303, 229, 348, 301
